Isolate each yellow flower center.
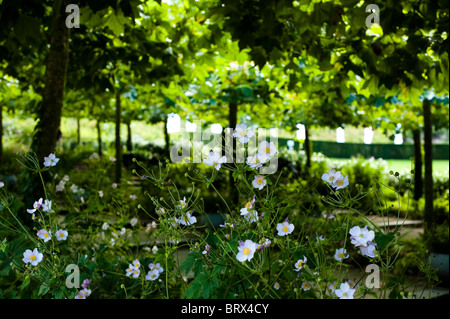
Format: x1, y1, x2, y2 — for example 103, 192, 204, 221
135, 263, 139, 267
336, 179, 344, 186
245, 201, 252, 209
282, 226, 289, 232
243, 248, 250, 255
30, 255, 36, 261
329, 176, 334, 181
338, 253, 343, 258
297, 261, 303, 268
257, 179, 263, 185
134, 270, 139, 274
60, 233, 64, 238
44, 233, 49, 238
265, 146, 271, 153
240, 131, 247, 137
342, 292, 348, 297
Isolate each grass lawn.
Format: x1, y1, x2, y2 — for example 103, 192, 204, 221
328, 157, 449, 176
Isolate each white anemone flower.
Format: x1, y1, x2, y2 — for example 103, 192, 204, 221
252, 175, 267, 190
146, 269, 160, 281
233, 123, 254, 143
236, 240, 258, 262
335, 282, 356, 299
37, 229, 52, 242
294, 256, 307, 271
22, 248, 43, 266
204, 151, 227, 171
258, 141, 277, 158
55, 229, 68, 241
43, 153, 60, 167
334, 248, 349, 262
349, 225, 375, 247
359, 241, 377, 258
321, 170, 341, 184
27, 198, 43, 214
178, 211, 197, 226
333, 175, 349, 190
276, 221, 295, 236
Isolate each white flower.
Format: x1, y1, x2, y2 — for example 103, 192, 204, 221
178, 211, 197, 226
42, 199, 52, 212
321, 170, 341, 184
329, 283, 338, 294
179, 196, 187, 210
112, 183, 117, 188
27, 198, 43, 214
294, 257, 307, 271
349, 226, 375, 247
240, 196, 256, 216
37, 229, 52, 242
101, 222, 110, 231
129, 194, 137, 200
233, 123, 254, 143
70, 184, 79, 193
109, 156, 116, 162
56, 181, 65, 192
334, 248, 349, 262
0, 181, 4, 188
55, 229, 68, 241
132, 259, 141, 269
246, 153, 267, 169
80, 288, 91, 297
130, 217, 139, 227
252, 175, 267, 190
151, 246, 158, 254
273, 282, 280, 290
146, 269, 160, 281
22, 248, 43, 266
258, 141, 277, 158
277, 221, 295, 236
204, 151, 227, 171
333, 175, 349, 190
126, 264, 139, 277
335, 282, 356, 299
74, 292, 86, 299
98, 190, 104, 198
236, 240, 258, 262
301, 282, 311, 291
43, 153, 59, 167
359, 241, 377, 258
62, 175, 70, 182
148, 262, 164, 274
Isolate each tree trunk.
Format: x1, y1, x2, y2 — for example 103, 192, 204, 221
76, 117, 81, 145
115, 89, 122, 184
30, 0, 70, 163
126, 121, 132, 152
304, 126, 311, 172
96, 120, 102, 158
423, 99, 434, 244
412, 128, 423, 200
164, 117, 170, 157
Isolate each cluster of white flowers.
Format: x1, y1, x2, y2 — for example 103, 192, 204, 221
125, 260, 164, 282
27, 198, 53, 214
203, 124, 278, 192
240, 196, 259, 223
321, 170, 349, 190
349, 225, 377, 258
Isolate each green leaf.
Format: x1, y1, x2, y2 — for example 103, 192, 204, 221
38, 282, 51, 296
